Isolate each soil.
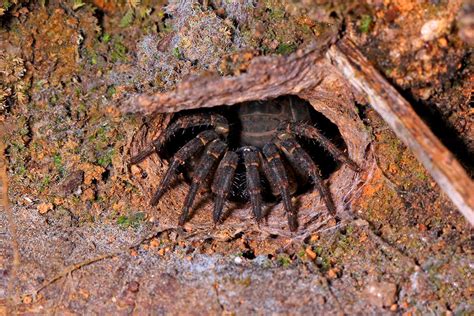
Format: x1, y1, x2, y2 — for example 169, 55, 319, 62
1, 0, 472, 314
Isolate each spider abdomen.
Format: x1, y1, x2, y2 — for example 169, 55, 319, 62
238, 98, 311, 148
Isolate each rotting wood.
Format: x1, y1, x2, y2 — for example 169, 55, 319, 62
327, 37, 474, 226
125, 30, 337, 114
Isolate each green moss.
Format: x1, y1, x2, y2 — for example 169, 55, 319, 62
269, 8, 285, 19
101, 33, 111, 44
97, 148, 115, 167
40, 175, 51, 192
415, 170, 428, 181
346, 225, 354, 235
53, 153, 64, 176
359, 14, 373, 33
120, 9, 134, 28
2, 1, 12, 10
297, 249, 306, 259
316, 255, 331, 272
90, 51, 98, 65
106, 85, 116, 98
117, 212, 146, 229
277, 254, 292, 267
276, 43, 296, 55
172, 47, 182, 59
110, 40, 128, 62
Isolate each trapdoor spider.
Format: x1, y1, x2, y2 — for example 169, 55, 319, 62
131, 96, 359, 231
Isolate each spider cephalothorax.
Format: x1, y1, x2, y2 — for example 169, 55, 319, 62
130, 96, 359, 231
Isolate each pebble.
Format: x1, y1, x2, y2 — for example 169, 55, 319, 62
421, 19, 448, 41
128, 281, 140, 293
37, 202, 53, 214
305, 247, 317, 260
22, 295, 32, 304
362, 280, 397, 308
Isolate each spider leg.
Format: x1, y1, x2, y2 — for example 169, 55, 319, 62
262, 143, 298, 231
179, 139, 227, 226
130, 113, 229, 164
258, 151, 279, 197
276, 137, 336, 215
150, 130, 218, 206
242, 147, 263, 221
130, 146, 157, 165
211, 151, 239, 223
280, 122, 359, 172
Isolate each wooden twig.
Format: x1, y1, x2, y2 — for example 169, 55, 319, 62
326, 37, 474, 225
23, 227, 173, 302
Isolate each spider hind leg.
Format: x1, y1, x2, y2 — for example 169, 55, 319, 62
242, 147, 264, 222
179, 139, 227, 226
150, 130, 218, 206
211, 151, 238, 223
262, 143, 298, 231
276, 137, 336, 215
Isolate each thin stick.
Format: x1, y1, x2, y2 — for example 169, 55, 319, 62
326, 38, 474, 225
26, 227, 172, 300
31, 252, 118, 297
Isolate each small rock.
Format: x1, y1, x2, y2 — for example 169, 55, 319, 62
421, 19, 448, 41
81, 188, 95, 201
130, 165, 141, 176
305, 247, 317, 260
37, 202, 53, 214
128, 281, 140, 293
362, 281, 397, 308
149, 238, 160, 248
22, 295, 32, 304
234, 256, 243, 264
437, 37, 448, 47
59, 170, 84, 196
326, 268, 340, 280
310, 234, 320, 242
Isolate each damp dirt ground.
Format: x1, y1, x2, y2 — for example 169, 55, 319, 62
1, 0, 473, 314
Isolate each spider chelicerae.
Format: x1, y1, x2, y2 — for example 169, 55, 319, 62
130, 96, 359, 231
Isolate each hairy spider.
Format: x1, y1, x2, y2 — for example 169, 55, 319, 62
130, 96, 359, 231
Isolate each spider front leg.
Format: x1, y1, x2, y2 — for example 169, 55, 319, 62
211, 151, 238, 223
276, 137, 336, 215
179, 139, 227, 226
242, 147, 263, 221
279, 122, 359, 172
150, 130, 219, 205
262, 143, 298, 231
130, 113, 229, 165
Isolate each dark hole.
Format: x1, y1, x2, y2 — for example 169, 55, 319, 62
329, 11, 339, 19
160, 95, 348, 204
242, 250, 256, 260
